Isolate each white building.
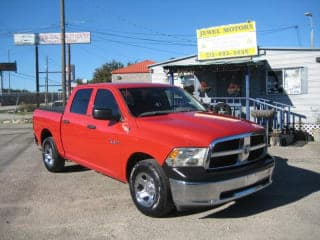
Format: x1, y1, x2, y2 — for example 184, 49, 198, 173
149, 48, 320, 125
112, 60, 155, 83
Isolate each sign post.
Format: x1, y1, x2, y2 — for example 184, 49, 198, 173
0, 71, 2, 96
35, 45, 40, 107
13, 32, 90, 105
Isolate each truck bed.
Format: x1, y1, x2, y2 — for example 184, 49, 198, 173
33, 108, 65, 156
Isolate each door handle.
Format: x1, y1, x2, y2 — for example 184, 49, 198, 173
63, 119, 70, 124
87, 124, 96, 130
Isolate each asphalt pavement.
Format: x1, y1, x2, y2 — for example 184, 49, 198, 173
0, 124, 319, 240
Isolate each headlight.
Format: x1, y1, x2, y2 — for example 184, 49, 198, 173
165, 148, 209, 167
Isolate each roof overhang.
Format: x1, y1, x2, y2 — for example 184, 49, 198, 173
162, 55, 267, 72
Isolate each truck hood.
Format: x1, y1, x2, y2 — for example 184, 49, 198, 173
135, 111, 264, 147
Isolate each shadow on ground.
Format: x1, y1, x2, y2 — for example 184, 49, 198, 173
198, 157, 320, 219
62, 164, 90, 173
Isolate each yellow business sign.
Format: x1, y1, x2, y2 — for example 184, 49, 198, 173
197, 21, 257, 60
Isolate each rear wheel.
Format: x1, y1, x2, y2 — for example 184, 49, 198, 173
42, 137, 65, 172
129, 159, 174, 217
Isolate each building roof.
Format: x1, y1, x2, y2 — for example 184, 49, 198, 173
148, 47, 320, 68
149, 55, 267, 70
75, 82, 171, 90
112, 60, 156, 74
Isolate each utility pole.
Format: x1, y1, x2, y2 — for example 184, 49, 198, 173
304, 12, 314, 48
45, 56, 49, 105
8, 50, 11, 94
61, 0, 67, 105
0, 71, 3, 96
35, 44, 40, 107
67, 44, 71, 97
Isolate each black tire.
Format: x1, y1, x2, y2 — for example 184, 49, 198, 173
129, 159, 174, 217
214, 102, 232, 115
42, 137, 65, 172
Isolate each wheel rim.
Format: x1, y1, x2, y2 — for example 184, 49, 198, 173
134, 172, 156, 208
44, 143, 54, 167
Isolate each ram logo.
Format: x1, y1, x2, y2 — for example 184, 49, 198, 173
240, 137, 251, 161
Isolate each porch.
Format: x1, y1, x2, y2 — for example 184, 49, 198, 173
198, 95, 306, 145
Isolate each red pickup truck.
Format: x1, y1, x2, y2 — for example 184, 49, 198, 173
33, 83, 274, 217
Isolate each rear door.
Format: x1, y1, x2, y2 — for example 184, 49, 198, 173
61, 88, 93, 163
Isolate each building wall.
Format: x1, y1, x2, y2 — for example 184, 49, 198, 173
263, 49, 320, 123
150, 66, 169, 84
112, 73, 151, 83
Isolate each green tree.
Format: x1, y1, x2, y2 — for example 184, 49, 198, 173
75, 78, 88, 85
92, 60, 124, 83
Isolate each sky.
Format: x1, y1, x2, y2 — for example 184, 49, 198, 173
1, 0, 320, 92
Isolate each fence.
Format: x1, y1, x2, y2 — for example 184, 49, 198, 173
199, 96, 306, 133
0, 92, 61, 107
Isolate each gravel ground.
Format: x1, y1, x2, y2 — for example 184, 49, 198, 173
0, 112, 32, 124
0, 124, 319, 240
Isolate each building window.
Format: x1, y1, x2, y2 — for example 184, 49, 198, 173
267, 70, 283, 94
267, 67, 307, 95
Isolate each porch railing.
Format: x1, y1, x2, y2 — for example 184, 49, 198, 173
199, 96, 306, 132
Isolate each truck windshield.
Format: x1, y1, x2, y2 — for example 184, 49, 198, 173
120, 87, 206, 117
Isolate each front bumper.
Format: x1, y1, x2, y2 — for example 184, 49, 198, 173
168, 156, 274, 208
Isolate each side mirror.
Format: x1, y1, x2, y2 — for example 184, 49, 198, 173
92, 107, 121, 121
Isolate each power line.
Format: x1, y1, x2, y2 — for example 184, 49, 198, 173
92, 34, 190, 55
67, 25, 195, 56
68, 24, 196, 46
258, 25, 299, 34
114, 15, 194, 43
13, 72, 60, 84
0, 24, 60, 37
68, 23, 196, 41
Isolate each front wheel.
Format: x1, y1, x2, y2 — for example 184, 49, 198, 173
42, 137, 65, 172
129, 159, 174, 217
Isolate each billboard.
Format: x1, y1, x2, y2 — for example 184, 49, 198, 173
39, 32, 91, 45
14, 33, 37, 45
14, 32, 91, 45
0, 62, 17, 71
197, 21, 257, 60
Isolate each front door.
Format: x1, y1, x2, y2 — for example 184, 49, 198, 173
83, 89, 124, 178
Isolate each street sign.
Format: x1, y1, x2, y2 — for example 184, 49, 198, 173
14, 33, 37, 45
38, 32, 91, 45
197, 21, 258, 60
0, 62, 17, 71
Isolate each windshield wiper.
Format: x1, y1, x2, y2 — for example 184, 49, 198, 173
173, 107, 199, 113
138, 110, 172, 117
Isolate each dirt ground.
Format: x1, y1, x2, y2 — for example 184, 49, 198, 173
0, 124, 319, 240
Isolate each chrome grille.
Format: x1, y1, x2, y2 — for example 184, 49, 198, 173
207, 132, 267, 169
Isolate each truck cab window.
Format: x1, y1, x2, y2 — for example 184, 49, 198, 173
94, 89, 120, 116
70, 89, 93, 114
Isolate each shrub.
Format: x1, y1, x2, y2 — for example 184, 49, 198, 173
18, 103, 37, 113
